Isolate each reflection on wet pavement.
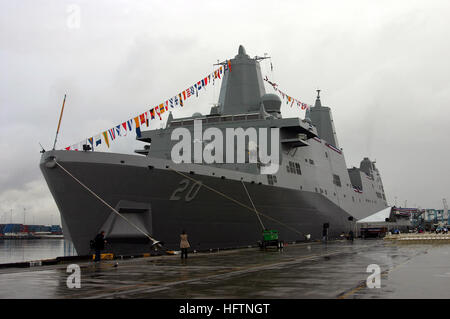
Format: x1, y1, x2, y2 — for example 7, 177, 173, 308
1, 239, 448, 299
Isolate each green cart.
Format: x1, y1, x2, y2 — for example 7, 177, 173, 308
260, 229, 284, 250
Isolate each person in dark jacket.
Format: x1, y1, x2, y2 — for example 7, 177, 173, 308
94, 231, 106, 262
322, 227, 328, 243
348, 230, 354, 243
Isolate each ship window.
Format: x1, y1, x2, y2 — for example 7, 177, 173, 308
272, 175, 277, 183
325, 190, 327, 195
309, 159, 314, 165
325, 152, 328, 158
286, 165, 290, 173
352, 196, 355, 202
295, 163, 301, 175
247, 114, 260, 120
207, 117, 220, 123
315, 187, 318, 193
333, 174, 342, 187
267, 175, 274, 185
289, 161, 295, 173
320, 188, 323, 194
305, 159, 308, 163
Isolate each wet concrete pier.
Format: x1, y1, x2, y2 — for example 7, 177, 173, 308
0, 239, 449, 299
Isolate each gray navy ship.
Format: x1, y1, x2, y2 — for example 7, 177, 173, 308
40, 45, 388, 255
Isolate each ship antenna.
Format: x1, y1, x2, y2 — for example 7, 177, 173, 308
38, 142, 46, 154
52, 94, 67, 150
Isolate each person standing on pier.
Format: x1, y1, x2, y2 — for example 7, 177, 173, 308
94, 231, 107, 262
322, 223, 329, 243
348, 230, 354, 243
180, 230, 190, 259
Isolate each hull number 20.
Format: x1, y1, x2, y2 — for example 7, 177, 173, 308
170, 179, 203, 202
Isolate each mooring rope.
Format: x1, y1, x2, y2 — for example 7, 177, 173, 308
54, 161, 160, 246
169, 167, 305, 237
241, 180, 266, 231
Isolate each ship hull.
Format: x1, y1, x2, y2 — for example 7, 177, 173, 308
40, 150, 355, 256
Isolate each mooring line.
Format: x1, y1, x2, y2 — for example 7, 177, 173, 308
54, 160, 161, 246
241, 180, 266, 231
54, 158, 304, 244
169, 167, 305, 238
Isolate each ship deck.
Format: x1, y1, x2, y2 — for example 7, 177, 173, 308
0, 239, 448, 299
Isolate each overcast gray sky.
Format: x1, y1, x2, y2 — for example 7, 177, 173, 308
1, 0, 449, 225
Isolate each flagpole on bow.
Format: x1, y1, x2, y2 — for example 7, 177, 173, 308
52, 94, 67, 150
